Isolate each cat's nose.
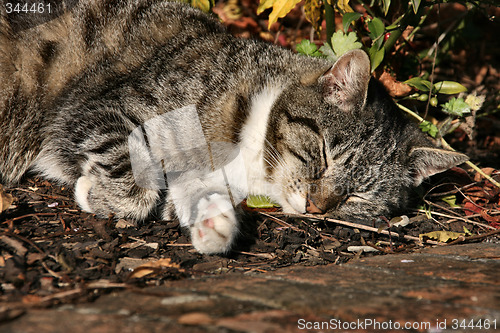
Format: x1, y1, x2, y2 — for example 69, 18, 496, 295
306, 198, 324, 214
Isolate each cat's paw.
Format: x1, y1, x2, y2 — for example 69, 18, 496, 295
190, 194, 237, 254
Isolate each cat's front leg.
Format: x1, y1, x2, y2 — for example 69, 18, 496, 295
165, 175, 241, 254
189, 192, 238, 254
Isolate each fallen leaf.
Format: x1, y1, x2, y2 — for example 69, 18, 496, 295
115, 257, 151, 274
419, 230, 465, 243
480, 210, 500, 227
440, 195, 461, 208
0, 184, 14, 213
0, 236, 28, 256
129, 258, 183, 279
474, 167, 497, 182
115, 219, 137, 229
463, 201, 483, 216
390, 215, 411, 227
347, 245, 379, 253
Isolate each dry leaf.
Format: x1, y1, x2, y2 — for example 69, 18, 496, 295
0, 236, 28, 256
0, 184, 14, 213
376, 71, 412, 97
419, 231, 465, 243
304, 0, 324, 32
335, 0, 353, 13
129, 258, 182, 279
474, 167, 496, 182
115, 257, 151, 274
257, 0, 301, 29
347, 245, 379, 253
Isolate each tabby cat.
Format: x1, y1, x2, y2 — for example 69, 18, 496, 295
0, 0, 468, 254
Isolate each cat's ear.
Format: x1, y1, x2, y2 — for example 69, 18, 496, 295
319, 49, 371, 112
410, 147, 469, 186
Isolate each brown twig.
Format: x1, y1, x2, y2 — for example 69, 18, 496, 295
425, 182, 478, 198
415, 209, 495, 230
1, 212, 72, 225
259, 212, 305, 233
266, 212, 441, 245
13, 187, 72, 201
446, 229, 500, 246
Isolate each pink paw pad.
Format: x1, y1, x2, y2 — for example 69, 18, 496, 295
198, 218, 215, 238
203, 218, 215, 229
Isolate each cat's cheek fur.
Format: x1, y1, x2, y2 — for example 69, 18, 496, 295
190, 193, 238, 254
284, 191, 307, 213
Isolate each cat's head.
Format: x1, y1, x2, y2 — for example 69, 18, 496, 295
266, 49, 468, 223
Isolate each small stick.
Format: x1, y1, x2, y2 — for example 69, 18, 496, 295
1, 212, 71, 225
13, 188, 72, 201
267, 212, 441, 245
235, 251, 276, 260
447, 229, 500, 245
259, 212, 304, 233
415, 209, 495, 230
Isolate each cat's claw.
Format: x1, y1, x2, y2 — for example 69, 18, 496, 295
190, 194, 237, 254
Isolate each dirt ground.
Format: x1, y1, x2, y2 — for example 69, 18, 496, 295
1, 0, 499, 324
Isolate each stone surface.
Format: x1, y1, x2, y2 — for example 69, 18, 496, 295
2, 243, 499, 332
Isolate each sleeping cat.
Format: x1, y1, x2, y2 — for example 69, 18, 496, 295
0, 0, 468, 254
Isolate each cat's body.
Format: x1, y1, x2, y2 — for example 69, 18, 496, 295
0, 0, 467, 253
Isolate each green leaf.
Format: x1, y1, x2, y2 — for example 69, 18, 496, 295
404, 77, 432, 92
440, 195, 460, 208
368, 45, 385, 72
463, 226, 472, 236
246, 195, 279, 208
419, 120, 438, 138
382, 0, 391, 15
342, 12, 362, 32
442, 97, 471, 117
319, 44, 338, 62
296, 39, 322, 57
433, 81, 467, 94
331, 31, 362, 57
410, 0, 421, 14
367, 17, 385, 49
